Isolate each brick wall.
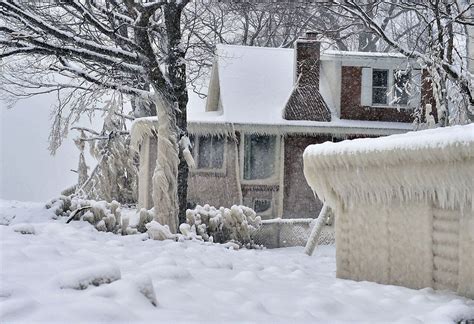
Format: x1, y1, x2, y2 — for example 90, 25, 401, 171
283, 135, 331, 218
340, 66, 413, 122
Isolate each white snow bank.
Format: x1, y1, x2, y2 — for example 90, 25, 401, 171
1, 200, 473, 323
11, 223, 35, 235
57, 264, 121, 290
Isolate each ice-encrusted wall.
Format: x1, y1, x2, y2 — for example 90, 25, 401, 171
303, 124, 474, 298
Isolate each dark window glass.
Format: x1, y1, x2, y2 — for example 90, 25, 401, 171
372, 69, 389, 105
197, 136, 224, 169
394, 70, 410, 105
254, 199, 272, 213
243, 134, 276, 180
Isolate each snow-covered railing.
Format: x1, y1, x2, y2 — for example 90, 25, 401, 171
303, 124, 474, 298
252, 218, 334, 248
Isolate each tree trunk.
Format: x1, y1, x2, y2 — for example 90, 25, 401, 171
165, 3, 190, 226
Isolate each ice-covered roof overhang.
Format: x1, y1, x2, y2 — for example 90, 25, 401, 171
131, 116, 413, 142
189, 119, 413, 137
304, 124, 474, 211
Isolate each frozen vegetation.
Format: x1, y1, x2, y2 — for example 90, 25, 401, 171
1, 199, 473, 323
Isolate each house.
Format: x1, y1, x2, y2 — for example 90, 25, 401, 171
303, 124, 474, 298
132, 32, 433, 220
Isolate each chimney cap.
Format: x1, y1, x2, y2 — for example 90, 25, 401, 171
304, 31, 319, 40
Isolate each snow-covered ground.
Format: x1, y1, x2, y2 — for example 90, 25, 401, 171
1, 200, 473, 323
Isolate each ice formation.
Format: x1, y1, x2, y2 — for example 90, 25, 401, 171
151, 94, 180, 233
304, 124, 474, 210
303, 124, 474, 298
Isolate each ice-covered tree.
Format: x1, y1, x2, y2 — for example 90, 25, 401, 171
0, 0, 192, 229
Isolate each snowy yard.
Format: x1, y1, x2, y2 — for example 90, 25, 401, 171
1, 200, 473, 323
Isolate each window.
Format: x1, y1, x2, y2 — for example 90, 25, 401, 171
393, 70, 410, 105
372, 69, 389, 105
363, 68, 415, 107
193, 135, 224, 170
243, 134, 276, 180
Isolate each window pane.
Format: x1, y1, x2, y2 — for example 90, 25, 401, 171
244, 135, 276, 180
254, 199, 272, 213
211, 136, 224, 168
197, 136, 212, 169
197, 135, 224, 169
372, 88, 388, 105
394, 70, 410, 105
373, 69, 388, 87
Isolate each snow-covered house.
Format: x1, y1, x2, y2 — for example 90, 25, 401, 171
303, 124, 474, 298
133, 32, 433, 219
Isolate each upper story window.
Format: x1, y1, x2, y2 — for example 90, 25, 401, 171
243, 134, 276, 181
192, 135, 225, 170
372, 69, 389, 105
362, 67, 418, 108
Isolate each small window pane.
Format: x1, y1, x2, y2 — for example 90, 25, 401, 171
211, 136, 224, 168
254, 199, 272, 213
372, 69, 389, 105
244, 135, 276, 180
196, 135, 224, 170
197, 136, 212, 169
372, 88, 388, 105
373, 69, 388, 87
394, 70, 410, 105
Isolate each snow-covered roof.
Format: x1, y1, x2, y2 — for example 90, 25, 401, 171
187, 44, 414, 135
188, 44, 294, 124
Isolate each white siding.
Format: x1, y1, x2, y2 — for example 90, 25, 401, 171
360, 67, 372, 106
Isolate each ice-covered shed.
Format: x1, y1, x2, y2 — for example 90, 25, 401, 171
303, 124, 474, 298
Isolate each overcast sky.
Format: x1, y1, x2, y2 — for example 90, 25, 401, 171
0, 94, 92, 202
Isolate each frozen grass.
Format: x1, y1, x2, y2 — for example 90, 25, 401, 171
0, 199, 473, 323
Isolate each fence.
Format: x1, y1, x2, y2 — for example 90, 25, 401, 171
252, 218, 335, 248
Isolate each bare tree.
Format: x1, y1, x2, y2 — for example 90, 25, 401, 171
337, 0, 473, 125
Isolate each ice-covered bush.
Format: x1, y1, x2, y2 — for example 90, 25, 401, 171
46, 196, 126, 234
185, 204, 262, 247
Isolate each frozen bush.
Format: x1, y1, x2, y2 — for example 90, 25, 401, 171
145, 221, 176, 241
184, 204, 262, 247
46, 196, 126, 234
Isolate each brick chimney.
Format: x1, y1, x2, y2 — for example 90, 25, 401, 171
283, 32, 331, 122
295, 32, 320, 87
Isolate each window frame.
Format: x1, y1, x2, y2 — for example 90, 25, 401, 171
191, 135, 227, 174
240, 133, 280, 185
371, 69, 390, 106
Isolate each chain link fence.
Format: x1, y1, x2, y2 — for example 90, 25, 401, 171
252, 218, 335, 248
